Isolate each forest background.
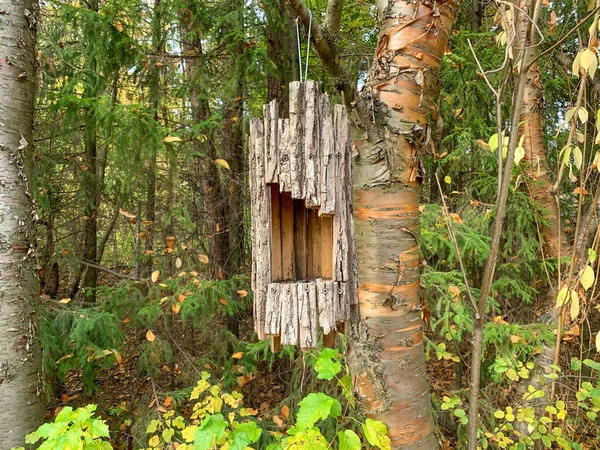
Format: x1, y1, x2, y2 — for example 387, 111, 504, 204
1, 0, 600, 448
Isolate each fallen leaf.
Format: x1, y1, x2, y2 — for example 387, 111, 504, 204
237, 290, 248, 298
198, 254, 209, 264
232, 352, 243, 359
60, 248, 69, 254
114, 20, 124, 32
220, 297, 228, 306
172, 303, 181, 314
119, 209, 136, 219
146, 330, 156, 342
273, 415, 284, 428
151, 270, 160, 283
215, 158, 230, 170
163, 136, 182, 142
175, 257, 182, 269
59, 298, 71, 304
164, 396, 172, 407
178, 294, 186, 303
510, 335, 521, 344
281, 404, 290, 418
449, 213, 463, 224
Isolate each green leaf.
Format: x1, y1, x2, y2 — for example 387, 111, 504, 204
583, 358, 600, 371
194, 414, 227, 450
338, 430, 362, 450
162, 428, 175, 443
589, 248, 597, 263
571, 357, 582, 371
573, 146, 583, 169
580, 265, 595, 290
338, 374, 356, 407
489, 133, 499, 151
228, 421, 262, 450
314, 348, 341, 380
362, 419, 391, 450
296, 393, 341, 430
146, 419, 161, 434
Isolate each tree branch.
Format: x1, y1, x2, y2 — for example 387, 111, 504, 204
326, 0, 344, 37
286, 0, 371, 132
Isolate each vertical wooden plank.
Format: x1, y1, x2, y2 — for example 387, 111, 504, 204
263, 103, 272, 181
278, 118, 291, 192
265, 100, 279, 183
317, 280, 335, 335
336, 105, 359, 320
281, 191, 294, 280
271, 185, 283, 282
321, 216, 333, 280
319, 94, 336, 215
251, 118, 271, 340
293, 199, 308, 280
298, 282, 318, 349
289, 82, 305, 198
249, 119, 260, 337
280, 283, 299, 345
333, 104, 347, 284
307, 210, 322, 279
323, 331, 337, 349
303, 81, 320, 207
265, 283, 281, 336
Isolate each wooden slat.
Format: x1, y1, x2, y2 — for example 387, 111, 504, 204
333, 105, 349, 284
266, 100, 279, 183
323, 330, 337, 349
303, 81, 320, 207
335, 105, 359, 318
270, 185, 283, 281
249, 119, 260, 337
298, 282, 318, 349
293, 199, 308, 280
307, 210, 322, 278
317, 280, 335, 335
321, 215, 333, 280
319, 93, 336, 214
278, 118, 291, 192
289, 82, 305, 198
265, 283, 281, 335
280, 282, 299, 345
281, 191, 294, 280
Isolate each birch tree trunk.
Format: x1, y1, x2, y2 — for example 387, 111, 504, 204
0, 0, 43, 444
348, 2, 456, 448
285, 0, 456, 445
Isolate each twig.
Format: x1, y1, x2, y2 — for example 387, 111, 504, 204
434, 173, 479, 318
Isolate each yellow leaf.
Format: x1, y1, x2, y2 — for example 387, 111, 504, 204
232, 352, 243, 359
570, 293, 580, 320
175, 257, 183, 269
149, 435, 160, 447
172, 302, 181, 314
146, 330, 156, 342
59, 298, 71, 304
510, 335, 521, 344
215, 158, 230, 170
151, 270, 160, 283
514, 146, 525, 165
580, 264, 595, 290
596, 330, 600, 352
163, 136, 182, 143
556, 287, 569, 308
114, 20, 123, 32
444, 175, 451, 184
198, 254, 209, 264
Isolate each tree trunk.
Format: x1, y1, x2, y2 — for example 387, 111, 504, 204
287, 0, 456, 446
347, 1, 456, 448
0, 0, 44, 444
180, 6, 231, 279
71, 0, 100, 302
223, 0, 246, 276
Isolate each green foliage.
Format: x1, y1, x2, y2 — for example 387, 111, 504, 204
12, 405, 111, 450
41, 304, 124, 395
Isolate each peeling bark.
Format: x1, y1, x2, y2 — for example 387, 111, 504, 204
347, 1, 456, 448
0, 0, 43, 444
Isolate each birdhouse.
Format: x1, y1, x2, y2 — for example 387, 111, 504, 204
249, 81, 358, 350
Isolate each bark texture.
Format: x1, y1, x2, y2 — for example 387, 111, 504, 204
347, 1, 456, 448
0, 0, 43, 444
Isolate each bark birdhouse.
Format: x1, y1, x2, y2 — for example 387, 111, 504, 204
249, 81, 358, 350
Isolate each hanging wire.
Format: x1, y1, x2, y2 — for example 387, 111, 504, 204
296, 18, 303, 82
295, 9, 313, 82
304, 9, 312, 82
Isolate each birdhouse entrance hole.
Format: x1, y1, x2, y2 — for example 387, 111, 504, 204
269, 184, 333, 283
